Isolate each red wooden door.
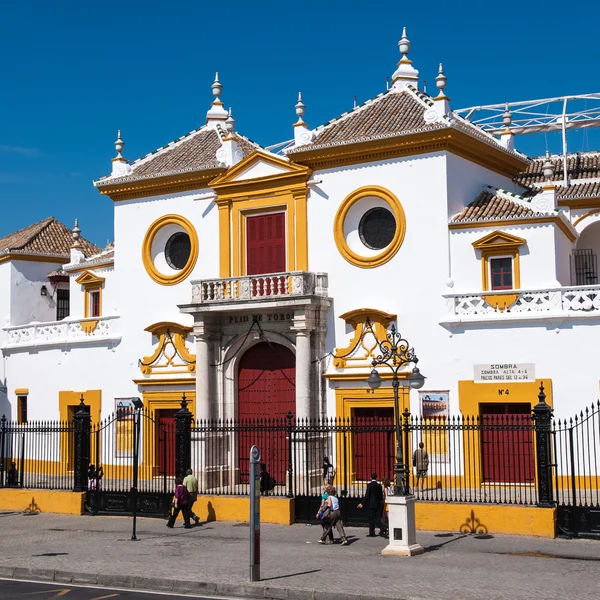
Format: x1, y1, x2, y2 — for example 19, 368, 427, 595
480, 403, 534, 483
157, 409, 178, 477
238, 342, 295, 484
246, 214, 286, 296
352, 407, 395, 482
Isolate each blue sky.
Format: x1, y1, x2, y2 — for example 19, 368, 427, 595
1, 2, 599, 246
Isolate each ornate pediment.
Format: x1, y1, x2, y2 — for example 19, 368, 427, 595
330, 308, 398, 372
75, 270, 105, 286
139, 322, 195, 376
472, 230, 526, 252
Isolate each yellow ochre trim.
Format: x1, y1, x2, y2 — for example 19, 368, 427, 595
14, 388, 29, 395
218, 203, 231, 278
573, 208, 600, 228
133, 377, 196, 386
0, 254, 70, 266
472, 230, 525, 292
76, 270, 105, 319
0, 489, 85, 516
142, 214, 199, 286
415, 503, 555, 538
140, 322, 196, 375
334, 186, 406, 269
80, 320, 99, 334
558, 197, 600, 210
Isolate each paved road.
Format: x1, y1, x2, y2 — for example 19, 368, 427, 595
0, 579, 234, 599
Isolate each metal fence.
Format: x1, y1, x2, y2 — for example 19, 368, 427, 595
0, 416, 74, 490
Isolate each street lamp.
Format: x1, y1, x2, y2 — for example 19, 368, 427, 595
367, 324, 425, 496
366, 324, 425, 557
131, 397, 144, 541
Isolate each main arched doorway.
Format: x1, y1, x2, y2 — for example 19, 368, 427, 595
237, 342, 296, 485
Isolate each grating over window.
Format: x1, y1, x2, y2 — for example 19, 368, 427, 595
490, 257, 513, 290
56, 288, 70, 321
358, 207, 396, 250
573, 249, 598, 286
165, 232, 191, 270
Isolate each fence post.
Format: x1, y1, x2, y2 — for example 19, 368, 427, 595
73, 395, 91, 492
533, 383, 554, 508
402, 408, 411, 494
286, 411, 294, 498
0, 415, 6, 487
175, 393, 193, 479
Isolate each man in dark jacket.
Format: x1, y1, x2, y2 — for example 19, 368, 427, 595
357, 473, 384, 537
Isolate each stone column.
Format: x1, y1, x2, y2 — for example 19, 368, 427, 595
194, 317, 211, 421
293, 310, 316, 421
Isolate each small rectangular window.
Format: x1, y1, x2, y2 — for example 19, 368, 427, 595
490, 257, 513, 290
17, 396, 27, 424
56, 289, 70, 321
89, 290, 101, 317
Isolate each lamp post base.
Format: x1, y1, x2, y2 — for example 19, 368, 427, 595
381, 494, 423, 557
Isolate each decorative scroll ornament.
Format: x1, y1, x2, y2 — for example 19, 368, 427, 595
139, 322, 196, 375
331, 308, 398, 370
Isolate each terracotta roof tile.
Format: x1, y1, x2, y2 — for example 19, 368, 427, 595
555, 181, 600, 200
516, 152, 600, 187
451, 191, 537, 223
0, 217, 101, 259
288, 90, 441, 152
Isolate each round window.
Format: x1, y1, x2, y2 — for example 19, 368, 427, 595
358, 207, 396, 250
165, 232, 191, 270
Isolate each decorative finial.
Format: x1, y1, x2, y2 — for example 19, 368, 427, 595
398, 27, 411, 63
435, 63, 447, 97
225, 107, 236, 134
502, 103, 512, 129
72, 218, 81, 242
543, 151, 554, 181
114, 130, 124, 159
211, 72, 223, 106
295, 92, 306, 123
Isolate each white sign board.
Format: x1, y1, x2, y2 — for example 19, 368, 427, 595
474, 363, 535, 382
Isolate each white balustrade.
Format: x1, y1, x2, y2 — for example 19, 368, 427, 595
445, 285, 600, 319
192, 271, 328, 303
2, 315, 121, 349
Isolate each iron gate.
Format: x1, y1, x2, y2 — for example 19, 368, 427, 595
554, 402, 600, 538
85, 408, 177, 517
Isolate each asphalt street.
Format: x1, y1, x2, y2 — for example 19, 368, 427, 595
0, 579, 235, 599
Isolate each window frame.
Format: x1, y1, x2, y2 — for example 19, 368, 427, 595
472, 231, 526, 292
17, 395, 28, 425
489, 255, 514, 291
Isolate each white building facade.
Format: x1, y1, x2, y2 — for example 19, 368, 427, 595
2, 33, 600, 482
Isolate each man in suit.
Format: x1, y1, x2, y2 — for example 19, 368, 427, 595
357, 473, 384, 537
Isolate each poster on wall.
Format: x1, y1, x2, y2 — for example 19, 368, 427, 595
114, 398, 135, 458
419, 391, 449, 419
418, 391, 450, 461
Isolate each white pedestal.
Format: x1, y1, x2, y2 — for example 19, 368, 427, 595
381, 494, 424, 557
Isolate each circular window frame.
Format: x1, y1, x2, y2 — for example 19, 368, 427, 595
142, 214, 199, 286
333, 186, 406, 268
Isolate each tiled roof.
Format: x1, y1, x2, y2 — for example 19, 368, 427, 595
0, 217, 101, 259
451, 190, 538, 223
97, 126, 262, 185
556, 181, 600, 200
516, 152, 600, 186
291, 90, 442, 151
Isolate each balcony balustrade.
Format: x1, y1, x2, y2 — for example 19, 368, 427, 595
443, 285, 600, 323
2, 315, 121, 350
191, 271, 328, 304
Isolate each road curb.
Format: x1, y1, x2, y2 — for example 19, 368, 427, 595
0, 566, 385, 600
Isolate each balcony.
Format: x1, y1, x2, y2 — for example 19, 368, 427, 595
442, 285, 600, 325
2, 315, 121, 351
185, 271, 330, 314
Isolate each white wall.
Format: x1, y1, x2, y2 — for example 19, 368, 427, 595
69, 265, 116, 320
554, 228, 574, 286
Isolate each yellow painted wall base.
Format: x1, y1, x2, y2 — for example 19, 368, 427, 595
415, 502, 555, 538
176, 495, 294, 525
0, 489, 85, 516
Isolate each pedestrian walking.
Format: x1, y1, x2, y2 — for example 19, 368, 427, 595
259, 463, 276, 496
412, 442, 429, 491
316, 484, 334, 543
166, 477, 193, 529
381, 477, 393, 536
357, 473, 384, 537
183, 468, 201, 525
321, 457, 335, 487
6, 461, 18, 487
318, 487, 348, 545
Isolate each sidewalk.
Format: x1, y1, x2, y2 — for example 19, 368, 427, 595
0, 511, 599, 600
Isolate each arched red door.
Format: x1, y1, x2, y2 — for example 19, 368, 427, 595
238, 342, 295, 484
